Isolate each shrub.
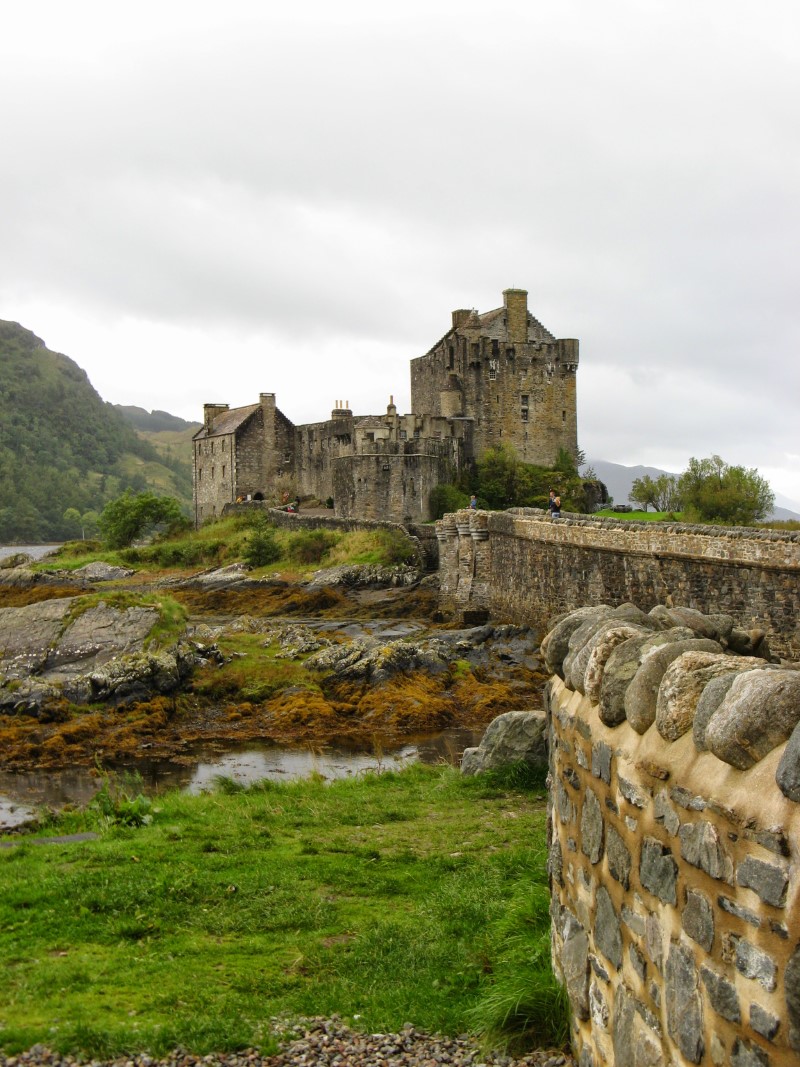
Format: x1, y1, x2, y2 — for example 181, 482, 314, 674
287, 529, 340, 564
244, 525, 283, 567
429, 484, 470, 519
375, 528, 418, 565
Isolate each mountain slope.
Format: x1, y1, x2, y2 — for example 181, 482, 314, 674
0, 321, 191, 541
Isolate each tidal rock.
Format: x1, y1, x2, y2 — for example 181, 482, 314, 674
460, 710, 547, 775
656, 653, 770, 742
0, 598, 77, 677
306, 636, 449, 682
72, 561, 135, 581
705, 669, 800, 769
625, 638, 722, 734
306, 563, 421, 588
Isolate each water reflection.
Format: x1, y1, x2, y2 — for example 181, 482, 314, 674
0, 728, 484, 830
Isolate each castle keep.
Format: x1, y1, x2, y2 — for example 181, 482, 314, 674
192, 289, 579, 525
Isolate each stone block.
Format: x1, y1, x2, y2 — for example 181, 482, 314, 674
591, 740, 612, 783
700, 964, 741, 1023
640, 837, 678, 905
749, 1003, 780, 1041
730, 1038, 770, 1067
594, 886, 622, 970
606, 824, 632, 889
624, 638, 722, 734
787, 944, 800, 1050
656, 652, 765, 742
580, 788, 604, 864
735, 937, 777, 991
678, 820, 734, 883
653, 790, 680, 835
682, 889, 714, 951
665, 941, 705, 1064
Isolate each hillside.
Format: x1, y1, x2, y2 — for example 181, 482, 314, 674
0, 321, 193, 542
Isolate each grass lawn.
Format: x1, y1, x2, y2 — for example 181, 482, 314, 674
0, 764, 564, 1058
592, 509, 681, 521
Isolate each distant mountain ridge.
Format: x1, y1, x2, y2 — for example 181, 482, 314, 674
0, 320, 193, 542
114, 405, 201, 434
585, 459, 800, 522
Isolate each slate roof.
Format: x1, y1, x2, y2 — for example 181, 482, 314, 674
193, 403, 260, 440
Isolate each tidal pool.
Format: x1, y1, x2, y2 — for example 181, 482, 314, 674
0, 727, 484, 830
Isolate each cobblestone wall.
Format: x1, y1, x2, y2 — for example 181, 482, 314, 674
436, 509, 800, 660
542, 606, 800, 1067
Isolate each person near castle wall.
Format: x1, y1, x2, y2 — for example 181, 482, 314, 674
548, 490, 561, 518
469, 494, 478, 510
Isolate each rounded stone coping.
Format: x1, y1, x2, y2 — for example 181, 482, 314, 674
550, 676, 800, 844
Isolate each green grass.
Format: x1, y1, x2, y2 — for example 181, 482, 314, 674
36, 517, 420, 578
593, 509, 682, 521
0, 765, 562, 1058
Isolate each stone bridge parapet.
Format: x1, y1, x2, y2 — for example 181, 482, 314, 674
436, 509, 800, 659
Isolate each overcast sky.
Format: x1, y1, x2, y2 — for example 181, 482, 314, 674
1, 0, 798, 504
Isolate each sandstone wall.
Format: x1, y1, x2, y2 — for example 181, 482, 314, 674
542, 606, 800, 1066
436, 509, 800, 660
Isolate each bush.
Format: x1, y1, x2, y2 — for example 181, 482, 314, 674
244, 525, 283, 567
429, 484, 470, 519
375, 528, 418, 565
287, 529, 340, 564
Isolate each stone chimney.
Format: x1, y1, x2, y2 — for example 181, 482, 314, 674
332, 400, 353, 419
452, 309, 473, 329
503, 288, 528, 344
203, 403, 229, 432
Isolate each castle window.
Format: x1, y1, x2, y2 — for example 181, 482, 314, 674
521, 409, 529, 423
198, 468, 202, 481
211, 441, 214, 454
472, 342, 480, 357
399, 429, 407, 440
489, 359, 498, 381
413, 429, 420, 438
222, 465, 226, 478
365, 432, 374, 442
562, 410, 566, 422
211, 467, 215, 479
448, 346, 454, 370
492, 339, 499, 356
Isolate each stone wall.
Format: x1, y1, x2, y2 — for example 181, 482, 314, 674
542, 605, 800, 1067
436, 509, 800, 660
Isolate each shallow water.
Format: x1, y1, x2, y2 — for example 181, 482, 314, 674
0, 728, 484, 830
0, 544, 61, 563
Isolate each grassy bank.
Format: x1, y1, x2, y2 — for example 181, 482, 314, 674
0, 764, 565, 1058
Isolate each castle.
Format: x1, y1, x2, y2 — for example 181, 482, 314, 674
192, 288, 579, 525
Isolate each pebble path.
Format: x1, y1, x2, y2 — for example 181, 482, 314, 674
0, 1017, 575, 1067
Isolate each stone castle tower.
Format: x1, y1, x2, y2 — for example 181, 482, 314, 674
409, 288, 579, 466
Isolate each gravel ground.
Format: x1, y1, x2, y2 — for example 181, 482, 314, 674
0, 1017, 575, 1067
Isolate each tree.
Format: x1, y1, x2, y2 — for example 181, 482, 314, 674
629, 474, 682, 513
677, 455, 774, 526
99, 491, 185, 549
63, 507, 83, 539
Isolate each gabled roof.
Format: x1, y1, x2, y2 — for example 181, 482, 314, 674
478, 306, 556, 342
193, 403, 260, 440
